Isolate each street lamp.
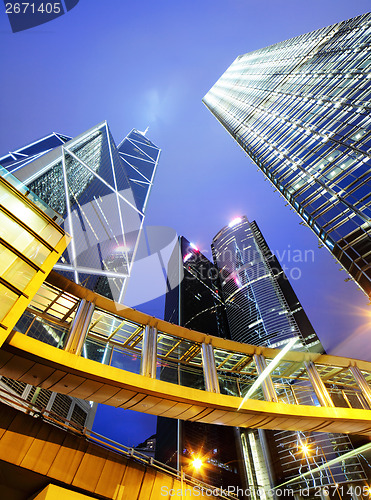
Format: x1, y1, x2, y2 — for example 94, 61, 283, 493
180, 457, 204, 499
300, 443, 311, 456
192, 458, 203, 470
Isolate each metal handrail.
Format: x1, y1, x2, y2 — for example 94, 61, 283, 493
0, 387, 239, 500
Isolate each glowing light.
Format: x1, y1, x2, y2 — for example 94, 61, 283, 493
192, 458, 203, 470
229, 217, 242, 228
238, 337, 298, 410
115, 245, 129, 253
183, 252, 193, 262
300, 444, 311, 455
190, 243, 199, 252
234, 276, 242, 287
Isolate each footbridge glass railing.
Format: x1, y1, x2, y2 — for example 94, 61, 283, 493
12, 274, 371, 415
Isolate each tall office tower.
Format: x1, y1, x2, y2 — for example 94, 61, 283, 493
204, 13, 371, 297
212, 216, 321, 352
212, 216, 367, 496
0, 122, 160, 428
156, 237, 244, 491
0, 122, 160, 302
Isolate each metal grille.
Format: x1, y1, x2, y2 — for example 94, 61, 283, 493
71, 404, 87, 428
51, 393, 71, 419
1, 377, 27, 396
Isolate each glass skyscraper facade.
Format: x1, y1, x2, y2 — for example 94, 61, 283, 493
212, 216, 321, 351
156, 236, 244, 491
203, 13, 371, 298
0, 122, 160, 303
211, 216, 367, 495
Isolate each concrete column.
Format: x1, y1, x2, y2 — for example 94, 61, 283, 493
349, 365, 371, 408
304, 361, 334, 407
253, 354, 278, 403
201, 343, 220, 393
140, 326, 157, 378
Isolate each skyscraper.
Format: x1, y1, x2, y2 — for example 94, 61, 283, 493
203, 13, 371, 298
0, 122, 160, 429
212, 216, 321, 352
211, 216, 367, 495
0, 122, 160, 303
156, 236, 245, 491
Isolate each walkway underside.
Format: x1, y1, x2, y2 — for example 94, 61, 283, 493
0, 402, 221, 500
1, 332, 371, 436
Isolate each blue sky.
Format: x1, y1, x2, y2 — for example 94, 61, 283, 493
1, 0, 370, 446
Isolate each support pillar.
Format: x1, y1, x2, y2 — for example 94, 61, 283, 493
64, 300, 95, 356
201, 343, 220, 393
349, 365, 371, 408
305, 361, 334, 407
253, 354, 278, 402
140, 326, 157, 378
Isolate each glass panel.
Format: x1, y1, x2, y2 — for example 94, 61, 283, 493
110, 344, 142, 375
0, 284, 18, 321
218, 372, 240, 397
1, 251, 36, 292
0, 211, 50, 266
0, 184, 50, 234
38, 222, 63, 247
84, 337, 112, 364
158, 358, 204, 390
26, 313, 68, 348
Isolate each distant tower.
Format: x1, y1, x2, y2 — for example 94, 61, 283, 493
211, 216, 321, 351
204, 13, 371, 298
156, 236, 245, 491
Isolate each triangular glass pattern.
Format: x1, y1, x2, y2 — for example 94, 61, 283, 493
18, 135, 63, 157
67, 127, 115, 189
118, 196, 144, 268
64, 159, 123, 272
118, 140, 153, 162
129, 140, 159, 162
107, 127, 131, 191
121, 158, 149, 183
2, 122, 159, 303
120, 154, 156, 182
129, 180, 150, 212
27, 161, 66, 215
127, 130, 156, 148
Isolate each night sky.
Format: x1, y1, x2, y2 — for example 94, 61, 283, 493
1, 1, 370, 447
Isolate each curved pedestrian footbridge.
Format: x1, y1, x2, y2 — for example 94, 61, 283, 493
1, 272, 371, 436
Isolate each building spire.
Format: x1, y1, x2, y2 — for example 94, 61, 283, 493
138, 126, 149, 136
